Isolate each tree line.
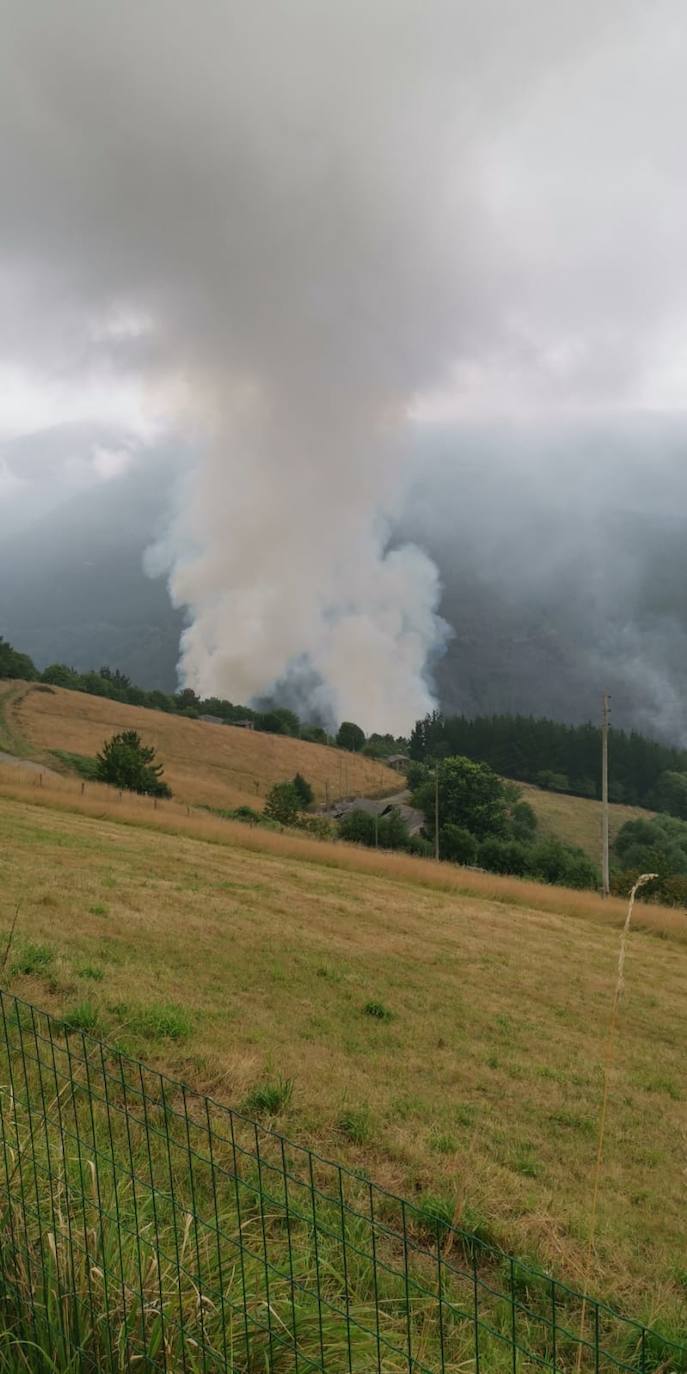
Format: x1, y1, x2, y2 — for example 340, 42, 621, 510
410, 710, 687, 809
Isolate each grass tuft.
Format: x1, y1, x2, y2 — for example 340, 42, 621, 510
242, 1076, 294, 1117
61, 1001, 100, 1033
363, 1000, 393, 1022
415, 1193, 456, 1243
338, 1107, 373, 1146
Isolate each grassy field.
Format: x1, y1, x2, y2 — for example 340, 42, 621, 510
1, 775, 686, 1338
0, 681, 399, 808
521, 784, 651, 863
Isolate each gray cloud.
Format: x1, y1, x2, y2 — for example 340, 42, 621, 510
1, 2, 686, 730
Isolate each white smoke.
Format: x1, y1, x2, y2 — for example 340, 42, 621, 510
1, 1, 681, 730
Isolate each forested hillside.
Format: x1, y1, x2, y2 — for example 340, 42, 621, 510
410, 711, 687, 808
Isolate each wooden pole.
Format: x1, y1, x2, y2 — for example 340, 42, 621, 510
434, 766, 440, 861
601, 692, 610, 898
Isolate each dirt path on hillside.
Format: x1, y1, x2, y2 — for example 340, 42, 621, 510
0, 749, 60, 779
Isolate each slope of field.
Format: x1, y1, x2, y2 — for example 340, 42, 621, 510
521, 782, 651, 861
0, 779, 685, 1332
0, 680, 399, 808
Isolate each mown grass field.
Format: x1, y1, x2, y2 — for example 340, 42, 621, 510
0, 776, 685, 1339
0, 681, 399, 808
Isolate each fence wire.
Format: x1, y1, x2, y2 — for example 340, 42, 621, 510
0, 989, 683, 1373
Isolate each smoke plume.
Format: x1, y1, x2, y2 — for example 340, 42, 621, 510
1, 3, 686, 731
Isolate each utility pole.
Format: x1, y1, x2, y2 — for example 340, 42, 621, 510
601, 691, 610, 898
434, 765, 440, 861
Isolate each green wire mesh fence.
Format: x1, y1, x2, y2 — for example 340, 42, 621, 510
0, 988, 683, 1373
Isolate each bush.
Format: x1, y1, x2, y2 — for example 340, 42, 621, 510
478, 836, 530, 877
336, 721, 366, 753
406, 834, 433, 857
264, 781, 300, 826
96, 730, 171, 797
528, 837, 597, 889
295, 815, 335, 839
339, 809, 377, 845
440, 824, 478, 865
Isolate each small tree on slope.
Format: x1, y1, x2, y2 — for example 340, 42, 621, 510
96, 730, 172, 797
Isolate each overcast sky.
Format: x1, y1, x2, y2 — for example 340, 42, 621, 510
1, 2, 686, 730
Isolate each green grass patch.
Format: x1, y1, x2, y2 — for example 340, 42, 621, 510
50, 750, 100, 780
11, 942, 54, 976
77, 964, 105, 982
111, 1002, 192, 1042
429, 1130, 458, 1154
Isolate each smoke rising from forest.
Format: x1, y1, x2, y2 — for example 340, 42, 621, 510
1, 3, 687, 731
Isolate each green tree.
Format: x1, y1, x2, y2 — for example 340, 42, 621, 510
0, 637, 37, 680
653, 770, 687, 821
300, 724, 328, 744
336, 721, 366, 752
264, 781, 300, 826
292, 773, 314, 808
509, 800, 538, 843
96, 730, 171, 797
174, 687, 201, 717
255, 708, 300, 736
415, 756, 507, 841
41, 663, 81, 689
378, 807, 410, 850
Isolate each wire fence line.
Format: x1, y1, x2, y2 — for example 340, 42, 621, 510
0, 989, 683, 1373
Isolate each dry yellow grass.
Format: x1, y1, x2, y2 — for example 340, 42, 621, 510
0, 681, 399, 808
1, 761, 684, 942
521, 783, 652, 863
1, 781, 686, 1329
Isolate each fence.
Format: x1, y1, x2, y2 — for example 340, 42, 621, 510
0, 990, 683, 1374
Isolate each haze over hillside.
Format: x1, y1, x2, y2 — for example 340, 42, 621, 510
4, 427, 687, 741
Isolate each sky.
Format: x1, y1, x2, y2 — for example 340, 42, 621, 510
1, 2, 687, 733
